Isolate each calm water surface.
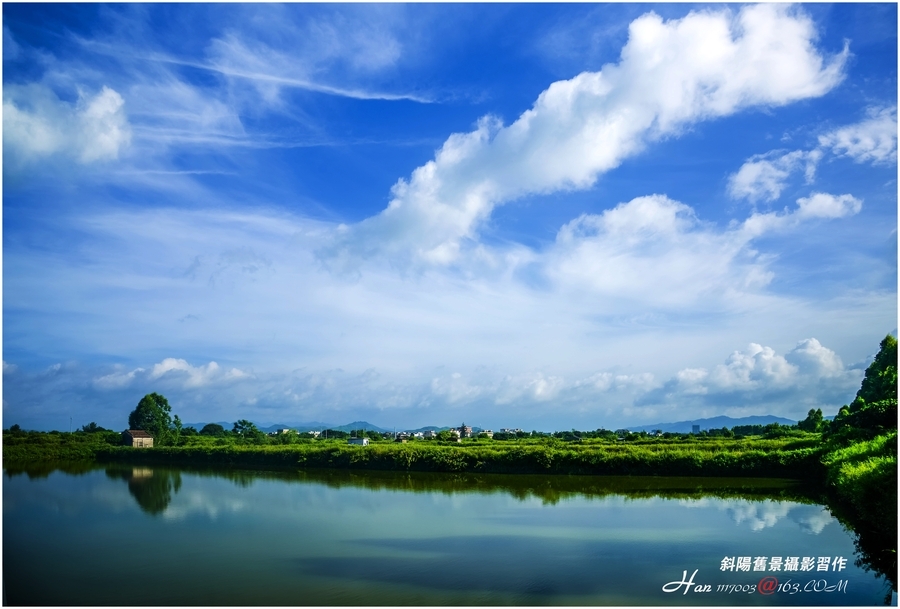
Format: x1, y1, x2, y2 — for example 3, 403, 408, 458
3, 465, 894, 605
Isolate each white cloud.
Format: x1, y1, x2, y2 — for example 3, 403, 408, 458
698, 499, 833, 534
740, 192, 862, 239
200, 9, 423, 103
708, 343, 799, 391
727, 500, 793, 531
495, 372, 567, 404
94, 366, 146, 390
819, 106, 898, 165
546, 195, 764, 307
430, 372, 484, 405
325, 4, 846, 266
93, 358, 249, 391
640, 338, 863, 416
3, 84, 131, 166
730, 107, 896, 205
795, 192, 863, 220
784, 338, 846, 378
727, 150, 822, 203
543, 191, 860, 310
788, 505, 835, 535
125, 77, 247, 147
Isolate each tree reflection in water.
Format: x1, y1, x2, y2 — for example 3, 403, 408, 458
105, 466, 182, 515
7, 462, 894, 602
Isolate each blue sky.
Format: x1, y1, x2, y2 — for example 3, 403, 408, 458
3, 3, 897, 432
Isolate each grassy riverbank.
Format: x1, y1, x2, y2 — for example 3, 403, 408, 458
4, 431, 825, 478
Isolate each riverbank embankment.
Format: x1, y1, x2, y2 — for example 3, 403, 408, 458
79, 437, 827, 478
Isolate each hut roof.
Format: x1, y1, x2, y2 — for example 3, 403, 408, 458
123, 429, 154, 438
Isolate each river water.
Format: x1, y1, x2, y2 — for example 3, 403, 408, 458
3, 464, 894, 605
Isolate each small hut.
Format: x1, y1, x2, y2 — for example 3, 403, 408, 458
122, 429, 154, 448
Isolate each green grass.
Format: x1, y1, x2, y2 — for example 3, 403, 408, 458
2, 429, 121, 461
68, 435, 826, 479
822, 431, 897, 527
3, 430, 826, 478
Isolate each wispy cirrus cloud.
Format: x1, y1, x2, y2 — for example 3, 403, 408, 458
4, 5, 435, 183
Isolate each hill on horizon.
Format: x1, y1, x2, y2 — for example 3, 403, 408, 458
627, 414, 797, 434
182, 415, 803, 436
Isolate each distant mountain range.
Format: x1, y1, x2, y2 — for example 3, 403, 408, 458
184, 420, 393, 434
627, 415, 797, 434
185, 415, 800, 436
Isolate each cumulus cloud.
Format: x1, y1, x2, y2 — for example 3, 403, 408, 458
638, 337, 863, 415
324, 4, 846, 266
819, 106, 898, 165
727, 500, 793, 531
543, 191, 860, 309
729, 107, 896, 205
740, 192, 862, 239
795, 192, 863, 220
3, 84, 131, 167
788, 505, 835, 535
546, 195, 762, 306
728, 150, 822, 203
784, 338, 845, 378
93, 358, 250, 391
691, 499, 833, 534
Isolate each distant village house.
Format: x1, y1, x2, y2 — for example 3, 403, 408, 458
122, 429, 154, 448
348, 437, 369, 446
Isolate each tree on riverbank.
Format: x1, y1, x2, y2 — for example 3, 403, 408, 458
128, 393, 174, 445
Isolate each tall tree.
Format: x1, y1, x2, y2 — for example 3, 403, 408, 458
199, 423, 226, 437
232, 419, 265, 443
128, 393, 173, 444
797, 408, 824, 432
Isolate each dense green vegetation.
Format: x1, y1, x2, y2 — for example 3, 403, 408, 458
3, 426, 121, 461
88, 435, 825, 479
4, 420, 825, 478
818, 334, 897, 599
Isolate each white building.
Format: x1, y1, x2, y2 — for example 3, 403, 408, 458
348, 437, 369, 446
